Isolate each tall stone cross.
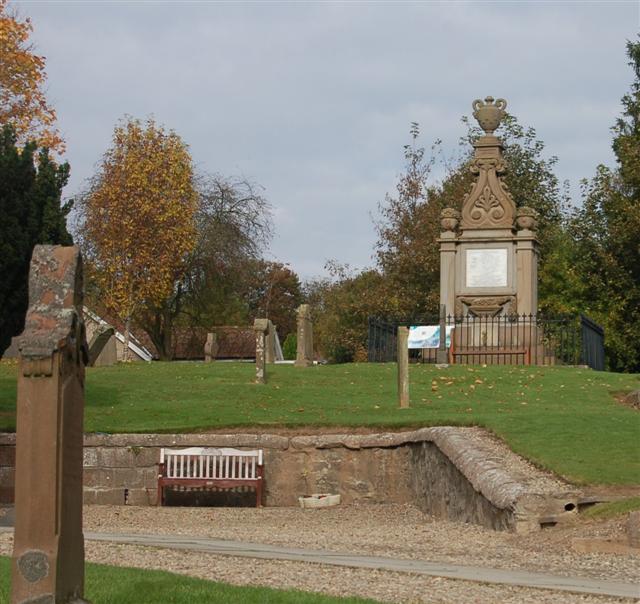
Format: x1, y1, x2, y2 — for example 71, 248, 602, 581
439, 97, 539, 319
11, 245, 90, 604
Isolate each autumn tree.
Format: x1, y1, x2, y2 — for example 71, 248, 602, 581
78, 117, 197, 360
0, 1, 63, 152
0, 125, 72, 357
135, 174, 273, 359
374, 123, 445, 318
304, 264, 389, 363
246, 260, 303, 339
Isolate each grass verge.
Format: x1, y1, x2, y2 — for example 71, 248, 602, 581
582, 497, 640, 520
0, 556, 379, 603
0, 361, 639, 484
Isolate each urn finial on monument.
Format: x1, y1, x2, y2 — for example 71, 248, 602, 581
459, 95, 516, 230
472, 96, 507, 135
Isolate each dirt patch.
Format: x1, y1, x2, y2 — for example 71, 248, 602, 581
613, 390, 640, 411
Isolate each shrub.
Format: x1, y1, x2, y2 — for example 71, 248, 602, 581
282, 333, 297, 360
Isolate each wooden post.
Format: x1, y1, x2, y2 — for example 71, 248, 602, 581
12, 245, 90, 604
397, 326, 409, 409
436, 304, 448, 365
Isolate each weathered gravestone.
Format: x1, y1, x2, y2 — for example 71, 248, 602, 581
11, 245, 90, 604
265, 320, 276, 364
253, 318, 269, 384
294, 304, 314, 367
203, 332, 218, 362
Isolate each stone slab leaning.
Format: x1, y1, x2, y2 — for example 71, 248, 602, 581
11, 245, 90, 604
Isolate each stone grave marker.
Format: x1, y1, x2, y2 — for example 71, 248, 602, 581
253, 318, 269, 383
11, 245, 90, 604
204, 332, 218, 362
294, 304, 313, 367
265, 320, 276, 364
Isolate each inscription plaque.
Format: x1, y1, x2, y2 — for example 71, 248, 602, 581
466, 248, 508, 288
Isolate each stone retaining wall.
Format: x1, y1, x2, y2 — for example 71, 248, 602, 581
0, 428, 579, 532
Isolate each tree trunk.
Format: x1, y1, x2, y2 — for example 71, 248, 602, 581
143, 305, 174, 361
122, 316, 131, 362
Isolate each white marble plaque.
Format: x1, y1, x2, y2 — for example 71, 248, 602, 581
466, 248, 508, 288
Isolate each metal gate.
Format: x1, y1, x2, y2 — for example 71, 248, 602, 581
580, 315, 605, 371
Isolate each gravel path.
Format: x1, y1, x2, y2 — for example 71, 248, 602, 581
1, 504, 638, 603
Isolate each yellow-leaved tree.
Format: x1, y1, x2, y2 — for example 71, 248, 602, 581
0, 0, 64, 152
80, 117, 198, 360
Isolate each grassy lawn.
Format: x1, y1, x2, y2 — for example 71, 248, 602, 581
0, 556, 379, 603
0, 360, 638, 485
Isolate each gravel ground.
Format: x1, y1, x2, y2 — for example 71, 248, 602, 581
81, 503, 640, 583
1, 504, 638, 603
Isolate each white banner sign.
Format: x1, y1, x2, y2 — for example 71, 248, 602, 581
408, 325, 452, 349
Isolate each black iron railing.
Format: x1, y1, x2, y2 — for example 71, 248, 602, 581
367, 313, 605, 370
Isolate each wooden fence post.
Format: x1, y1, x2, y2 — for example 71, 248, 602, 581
397, 326, 409, 409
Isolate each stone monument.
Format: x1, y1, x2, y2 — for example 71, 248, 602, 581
12, 245, 90, 604
253, 318, 269, 383
204, 332, 218, 362
294, 304, 314, 367
265, 320, 276, 364
439, 97, 539, 319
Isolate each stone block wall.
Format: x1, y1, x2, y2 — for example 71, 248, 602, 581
0, 428, 578, 532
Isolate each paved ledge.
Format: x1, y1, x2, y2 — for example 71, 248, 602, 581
1, 527, 636, 599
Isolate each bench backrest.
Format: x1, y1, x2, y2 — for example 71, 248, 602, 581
160, 447, 263, 480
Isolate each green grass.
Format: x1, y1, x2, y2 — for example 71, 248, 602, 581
0, 556, 379, 603
582, 497, 640, 520
0, 361, 639, 485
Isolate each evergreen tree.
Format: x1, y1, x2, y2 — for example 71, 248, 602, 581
0, 125, 72, 357
572, 39, 640, 372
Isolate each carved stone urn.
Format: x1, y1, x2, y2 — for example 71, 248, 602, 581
440, 207, 461, 232
472, 96, 507, 135
516, 206, 538, 231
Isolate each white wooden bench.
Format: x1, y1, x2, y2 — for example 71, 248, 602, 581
157, 447, 264, 507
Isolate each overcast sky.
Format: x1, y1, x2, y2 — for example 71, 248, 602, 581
16, 0, 639, 279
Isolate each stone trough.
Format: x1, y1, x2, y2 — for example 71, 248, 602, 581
0, 427, 579, 533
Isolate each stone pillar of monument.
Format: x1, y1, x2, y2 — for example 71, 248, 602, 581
294, 304, 313, 368
515, 208, 539, 316
12, 245, 90, 604
253, 319, 269, 383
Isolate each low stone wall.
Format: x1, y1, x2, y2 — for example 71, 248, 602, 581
0, 428, 580, 532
